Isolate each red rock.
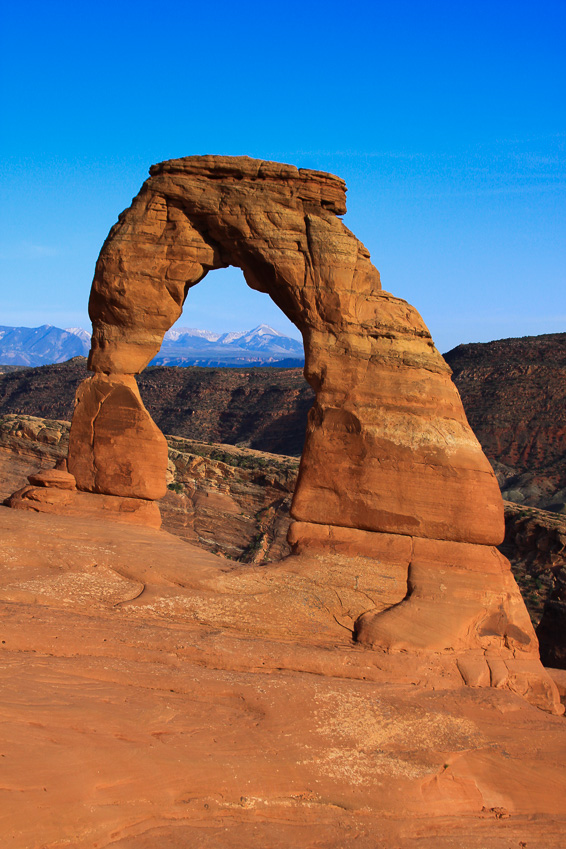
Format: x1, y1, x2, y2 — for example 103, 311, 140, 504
294, 523, 563, 714
79, 155, 503, 547
0, 508, 565, 848
289, 519, 414, 560
27, 468, 76, 489
7, 485, 161, 528
67, 373, 168, 500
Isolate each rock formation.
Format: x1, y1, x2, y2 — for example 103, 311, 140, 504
6, 155, 562, 713
79, 156, 502, 542
2, 333, 564, 505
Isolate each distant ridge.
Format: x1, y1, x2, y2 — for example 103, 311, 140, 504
0, 325, 90, 367
150, 323, 304, 366
0, 324, 304, 367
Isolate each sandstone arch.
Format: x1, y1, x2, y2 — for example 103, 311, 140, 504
72, 155, 504, 544
9, 156, 562, 712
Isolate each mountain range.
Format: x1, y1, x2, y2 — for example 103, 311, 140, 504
0, 324, 304, 367
152, 324, 304, 366
0, 325, 91, 367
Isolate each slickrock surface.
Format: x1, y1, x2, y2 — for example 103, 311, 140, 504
1, 506, 565, 849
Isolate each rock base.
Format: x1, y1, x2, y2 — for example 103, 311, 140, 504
289, 520, 564, 715
6, 467, 161, 529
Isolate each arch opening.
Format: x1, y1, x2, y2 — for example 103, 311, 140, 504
135, 263, 312, 562
153, 265, 304, 365
138, 263, 312, 457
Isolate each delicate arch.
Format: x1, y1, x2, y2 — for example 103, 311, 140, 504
10, 155, 563, 712
69, 155, 503, 546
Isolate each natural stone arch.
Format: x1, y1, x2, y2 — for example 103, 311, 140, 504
9, 155, 561, 712
70, 155, 503, 545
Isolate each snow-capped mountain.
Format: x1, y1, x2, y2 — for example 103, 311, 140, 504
0, 324, 304, 367
221, 324, 301, 352
159, 324, 302, 356
0, 325, 91, 366
65, 327, 92, 345
164, 327, 221, 343
152, 324, 303, 365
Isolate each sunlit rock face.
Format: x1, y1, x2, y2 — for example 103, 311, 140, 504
68, 373, 168, 501
74, 155, 503, 545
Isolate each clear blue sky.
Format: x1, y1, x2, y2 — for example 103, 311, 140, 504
1, 0, 564, 352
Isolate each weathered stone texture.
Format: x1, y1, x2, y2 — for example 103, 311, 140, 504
7, 483, 162, 528
68, 373, 168, 500
2, 508, 566, 849
79, 154, 502, 547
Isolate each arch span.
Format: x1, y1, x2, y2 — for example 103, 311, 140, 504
69, 155, 502, 545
